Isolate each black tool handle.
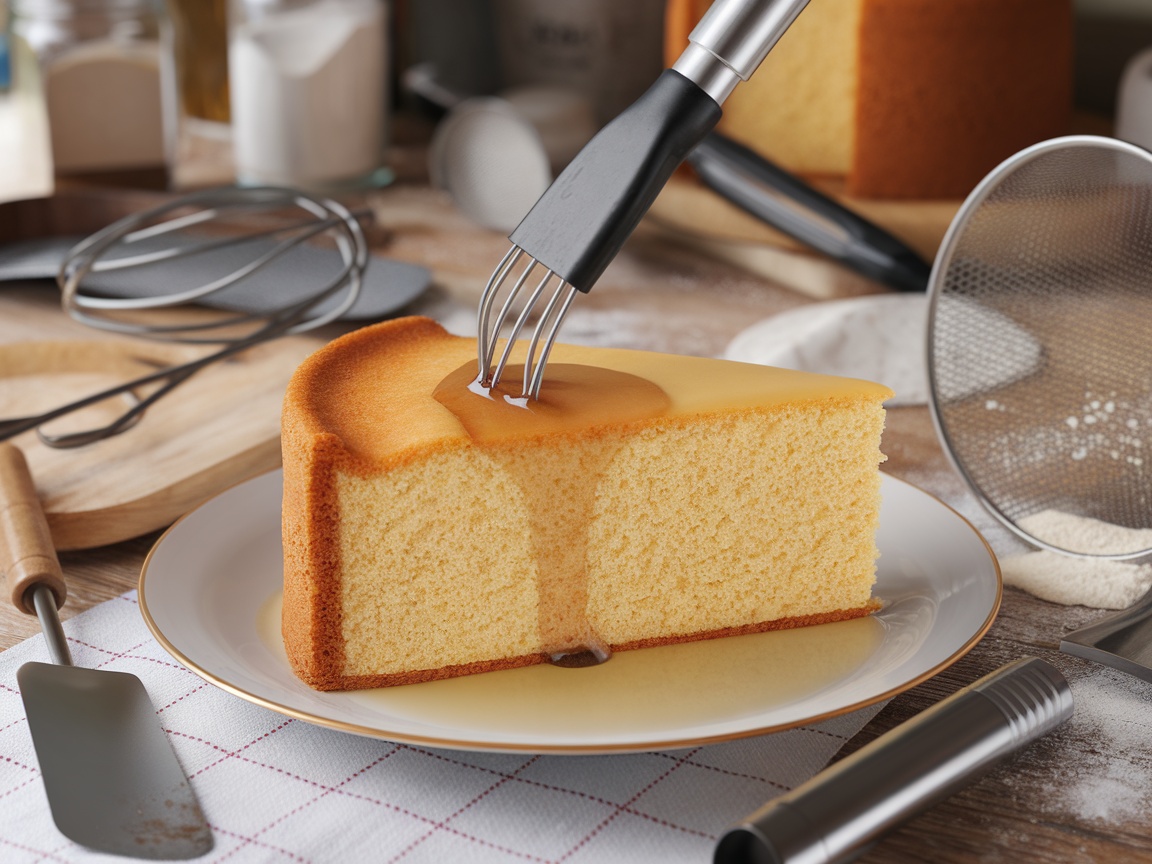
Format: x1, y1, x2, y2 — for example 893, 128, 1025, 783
510, 70, 721, 293
689, 133, 932, 292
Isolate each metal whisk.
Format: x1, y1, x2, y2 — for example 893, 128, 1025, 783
476, 249, 578, 400
475, 0, 812, 397
0, 186, 367, 448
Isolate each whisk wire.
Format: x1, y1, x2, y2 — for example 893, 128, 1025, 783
0, 186, 368, 449
119, 206, 221, 242
476, 245, 522, 382
490, 265, 557, 390
527, 282, 578, 400
522, 280, 577, 399
61, 194, 363, 324
484, 256, 540, 373
78, 211, 342, 283
476, 243, 580, 398
9, 310, 308, 449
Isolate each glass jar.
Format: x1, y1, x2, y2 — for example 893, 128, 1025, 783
161, 0, 233, 188
9, 0, 165, 174
228, 0, 391, 189
165, 0, 229, 126
10, 0, 160, 66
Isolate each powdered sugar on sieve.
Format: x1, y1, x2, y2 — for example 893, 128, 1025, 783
1059, 389, 1148, 468
1001, 551, 1152, 609
1001, 510, 1152, 608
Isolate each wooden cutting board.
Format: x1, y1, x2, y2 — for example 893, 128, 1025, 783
0, 283, 324, 549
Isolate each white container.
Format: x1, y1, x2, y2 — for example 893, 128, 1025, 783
228, 0, 388, 188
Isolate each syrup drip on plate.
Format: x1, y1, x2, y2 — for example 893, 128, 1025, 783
549, 639, 613, 668
434, 361, 670, 664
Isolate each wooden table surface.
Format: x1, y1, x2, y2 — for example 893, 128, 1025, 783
2, 175, 1151, 863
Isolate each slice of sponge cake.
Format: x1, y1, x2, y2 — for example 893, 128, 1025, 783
281, 316, 891, 691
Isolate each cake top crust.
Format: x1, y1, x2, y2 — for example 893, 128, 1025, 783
283, 316, 894, 466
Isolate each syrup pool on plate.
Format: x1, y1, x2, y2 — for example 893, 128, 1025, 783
257, 591, 884, 737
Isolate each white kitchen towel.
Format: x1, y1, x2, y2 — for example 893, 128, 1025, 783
0, 593, 883, 863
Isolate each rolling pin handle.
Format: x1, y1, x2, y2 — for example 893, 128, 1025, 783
0, 443, 66, 616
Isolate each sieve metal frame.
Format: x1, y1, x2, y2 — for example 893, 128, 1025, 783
925, 135, 1152, 561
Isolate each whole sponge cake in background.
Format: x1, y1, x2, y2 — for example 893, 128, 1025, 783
281, 317, 892, 691
666, 0, 1074, 199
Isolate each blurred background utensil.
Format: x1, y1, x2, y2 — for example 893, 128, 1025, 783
1, 442, 213, 858
0, 186, 374, 448
686, 133, 931, 293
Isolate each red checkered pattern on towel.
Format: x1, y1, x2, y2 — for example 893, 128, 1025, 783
0, 592, 882, 863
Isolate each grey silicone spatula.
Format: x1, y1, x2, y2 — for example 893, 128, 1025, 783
0, 443, 213, 859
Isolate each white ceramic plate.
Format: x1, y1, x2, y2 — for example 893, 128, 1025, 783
139, 472, 1000, 754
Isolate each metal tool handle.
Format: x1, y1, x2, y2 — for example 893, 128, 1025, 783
715, 657, 1073, 864
0, 443, 66, 615
673, 0, 811, 103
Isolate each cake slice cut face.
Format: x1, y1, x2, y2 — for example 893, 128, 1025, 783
281, 317, 892, 691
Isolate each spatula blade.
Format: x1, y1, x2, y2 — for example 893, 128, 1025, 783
18, 662, 213, 859
1060, 586, 1152, 685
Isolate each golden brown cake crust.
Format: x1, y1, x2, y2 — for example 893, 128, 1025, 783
851, 0, 1072, 199
608, 602, 882, 654
666, 0, 1072, 199
282, 317, 480, 689
280, 429, 345, 689
297, 607, 881, 691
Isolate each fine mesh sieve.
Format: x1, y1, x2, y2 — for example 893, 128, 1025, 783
928, 136, 1152, 560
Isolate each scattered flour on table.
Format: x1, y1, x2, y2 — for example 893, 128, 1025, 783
724, 296, 932, 405
1001, 510, 1152, 609
1022, 671, 1152, 826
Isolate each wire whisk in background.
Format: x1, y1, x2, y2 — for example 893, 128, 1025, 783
0, 187, 368, 448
